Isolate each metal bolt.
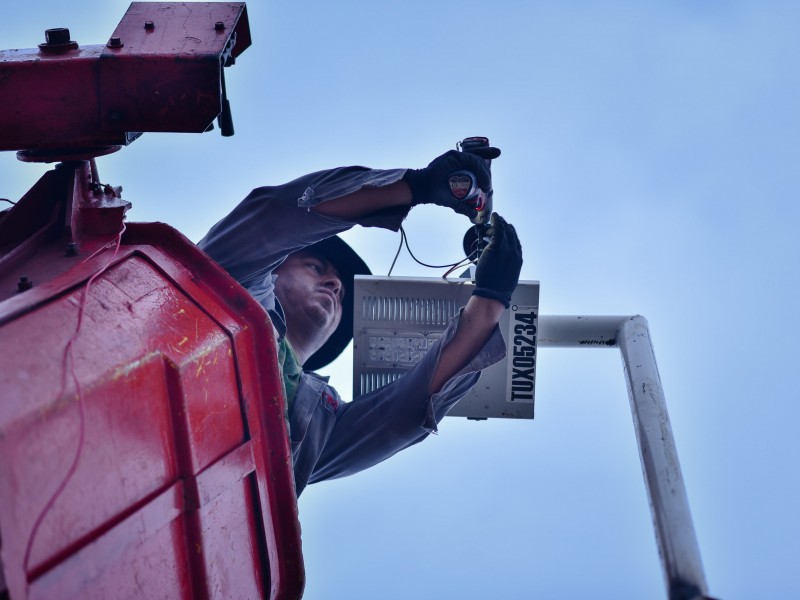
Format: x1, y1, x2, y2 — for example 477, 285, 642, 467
215, 21, 225, 31
107, 36, 123, 48
39, 28, 78, 53
144, 21, 155, 31
17, 277, 33, 292
45, 28, 71, 45
66, 242, 79, 257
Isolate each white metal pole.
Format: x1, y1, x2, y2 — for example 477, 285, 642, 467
617, 316, 709, 600
538, 315, 626, 348
537, 315, 714, 600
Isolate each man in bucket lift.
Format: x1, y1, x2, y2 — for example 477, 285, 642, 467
198, 148, 523, 496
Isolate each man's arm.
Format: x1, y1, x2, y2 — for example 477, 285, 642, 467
320, 201, 524, 396
309, 157, 514, 393
430, 213, 523, 392
312, 184, 520, 396
198, 149, 491, 293
305, 212, 523, 485
309, 147, 495, 220
306, 309, 507, 486
310, 180, 412, 218
197, 167, 409, 296
429, 295, 504, 394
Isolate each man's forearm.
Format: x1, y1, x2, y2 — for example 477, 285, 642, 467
429, 295, 505, 395
310, 180, 412, 219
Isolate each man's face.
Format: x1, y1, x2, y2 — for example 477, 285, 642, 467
274, 250, 344, 347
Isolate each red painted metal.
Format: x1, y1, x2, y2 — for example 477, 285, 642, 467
0, 4, 305, 598
0, 2, 251, 154
0, 160, 305, 599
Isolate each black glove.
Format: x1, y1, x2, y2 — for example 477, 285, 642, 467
472, 213, 523, 308
403, 150, 493, 219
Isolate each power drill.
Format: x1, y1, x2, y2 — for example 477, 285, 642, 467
451, 136, 501, 261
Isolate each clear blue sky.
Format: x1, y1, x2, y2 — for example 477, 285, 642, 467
2, 2, 798, 598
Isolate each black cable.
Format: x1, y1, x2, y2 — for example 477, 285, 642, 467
442, 256, 474, 280
387, 227, 404, 276
401, 226, 467, 269
387, 226, 476, 278
0, 198, 16, 205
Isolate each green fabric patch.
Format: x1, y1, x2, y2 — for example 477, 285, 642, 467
277, 337, 303, 413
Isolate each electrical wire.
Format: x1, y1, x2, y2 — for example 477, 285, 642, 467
23, 222, 127, 574
402, 227, 465, 269
1, 198, 16, 205
442, 256, 474, 281
387, 228, 404, 276
388, 226, 472, 278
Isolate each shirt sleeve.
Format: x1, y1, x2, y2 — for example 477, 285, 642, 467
306, 309, 507, 485
196, 166, 409, 313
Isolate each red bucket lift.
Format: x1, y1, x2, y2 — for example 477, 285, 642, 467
0, 4, 304, 599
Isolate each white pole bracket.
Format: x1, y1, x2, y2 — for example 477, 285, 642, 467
538, 315, 717, 600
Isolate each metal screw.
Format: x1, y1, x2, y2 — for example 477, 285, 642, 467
144, 21, 155, 31
17, 277, 33, 292
215, 21, 225, 31
39, 28, 78, 53
66, 242, 79, 257
45, 28, 71, 45
107, 36, 123, 48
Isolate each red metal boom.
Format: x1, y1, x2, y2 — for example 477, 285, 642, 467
0, 4, 305, 599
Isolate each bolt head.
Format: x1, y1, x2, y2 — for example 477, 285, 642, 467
144, 21, 155, 30
215, 21, 225, 31
17, 276, 33, 292
45, 28, 71, 45
107, 36, 123, 48
39, 28, 78, 53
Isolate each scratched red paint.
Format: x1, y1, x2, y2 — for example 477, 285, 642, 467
0, 3, 303, 598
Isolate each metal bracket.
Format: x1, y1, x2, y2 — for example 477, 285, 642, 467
538, 315, 717, 600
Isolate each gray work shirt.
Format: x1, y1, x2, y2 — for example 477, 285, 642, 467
198, 166, 506, 496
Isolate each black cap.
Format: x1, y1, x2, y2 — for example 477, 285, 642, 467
302, 236, 371, 371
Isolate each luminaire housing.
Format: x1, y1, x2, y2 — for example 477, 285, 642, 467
352, 275, 540, 419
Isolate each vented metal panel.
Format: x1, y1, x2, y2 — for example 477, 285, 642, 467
361, 295, 460, 325
353, 276, 540, 420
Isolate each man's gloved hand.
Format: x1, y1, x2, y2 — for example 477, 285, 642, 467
403, 150, 493, 219
472, 213, 523, 308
